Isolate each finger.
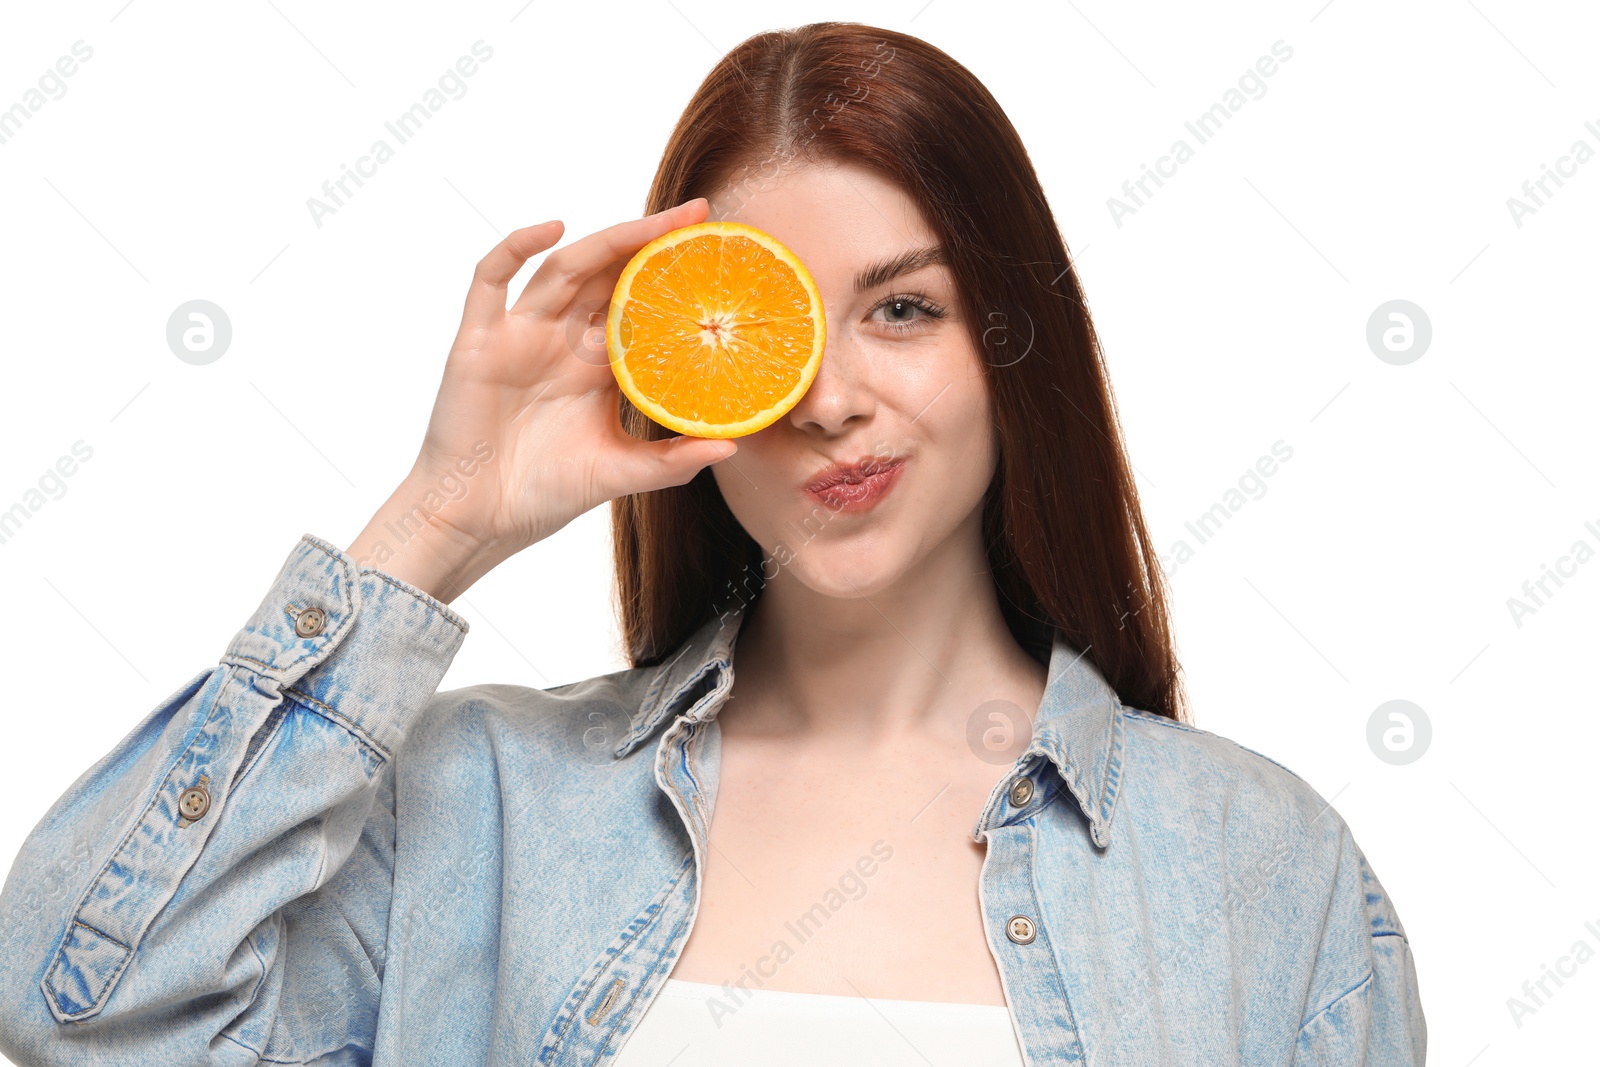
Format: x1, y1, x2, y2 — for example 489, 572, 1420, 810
511, 197, 710, 319
606, 433, 738, 497
462, 221, 565, 332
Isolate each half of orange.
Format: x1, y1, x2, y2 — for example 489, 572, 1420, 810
606, 220, 826, 439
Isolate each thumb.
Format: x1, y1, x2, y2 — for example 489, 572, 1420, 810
621, 434, 739, 494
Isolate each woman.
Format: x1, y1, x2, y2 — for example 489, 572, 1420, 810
0, 21, 1423, 1067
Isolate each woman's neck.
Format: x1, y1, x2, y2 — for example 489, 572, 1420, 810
719, 531, 1047, 747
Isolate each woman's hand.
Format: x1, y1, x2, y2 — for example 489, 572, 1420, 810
347, 196, 735, 603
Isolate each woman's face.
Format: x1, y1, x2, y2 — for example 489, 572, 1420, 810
705, 160, 998, 600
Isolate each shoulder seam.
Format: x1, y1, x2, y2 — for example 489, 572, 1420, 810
1121, 707, 1311, 786
1122, 706, 1199, 732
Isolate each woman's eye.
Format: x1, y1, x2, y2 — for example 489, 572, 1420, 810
869, 294, 946, 333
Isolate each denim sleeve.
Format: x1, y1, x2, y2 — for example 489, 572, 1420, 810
1294, 828, 1427, 1065
0, 533, 468, 1066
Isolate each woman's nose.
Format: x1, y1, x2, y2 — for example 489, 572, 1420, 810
787, 328, 875, 436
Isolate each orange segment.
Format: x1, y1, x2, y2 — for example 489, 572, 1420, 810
606, 220, 826, 438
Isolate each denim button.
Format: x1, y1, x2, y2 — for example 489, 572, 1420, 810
1008, 777, 1034, 806
1006, 915, 1036, 944
294, 606, 326, 638
178, 782, 211, 821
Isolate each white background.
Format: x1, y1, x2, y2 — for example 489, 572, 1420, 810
2, 0, 1596, 1061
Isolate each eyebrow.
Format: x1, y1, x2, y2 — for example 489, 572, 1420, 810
853, 245, 948, 293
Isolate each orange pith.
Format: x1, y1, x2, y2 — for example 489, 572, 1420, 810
606, 221, 826, 439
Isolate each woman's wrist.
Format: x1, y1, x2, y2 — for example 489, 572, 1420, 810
347, 474, 504, 604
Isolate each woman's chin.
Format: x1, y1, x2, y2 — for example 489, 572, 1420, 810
777, 549, 912, 603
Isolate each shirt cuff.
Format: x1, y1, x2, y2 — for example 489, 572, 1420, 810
220, 532, 470, 759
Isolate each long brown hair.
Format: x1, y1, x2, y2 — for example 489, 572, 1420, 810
610, 21, 1189, 722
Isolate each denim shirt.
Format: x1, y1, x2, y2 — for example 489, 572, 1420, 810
0, 533, 1425, 1065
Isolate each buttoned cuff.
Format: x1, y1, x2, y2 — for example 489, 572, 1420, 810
220, 533, 469, 758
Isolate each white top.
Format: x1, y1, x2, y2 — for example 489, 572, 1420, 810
611, 977, 1028, 1066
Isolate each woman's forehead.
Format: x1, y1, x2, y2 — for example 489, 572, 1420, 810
705, 160, 940, 290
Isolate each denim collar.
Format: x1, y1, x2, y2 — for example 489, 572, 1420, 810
617, 602, 1127, 847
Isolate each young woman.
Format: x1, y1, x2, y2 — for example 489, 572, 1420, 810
0, 21, 1423, 1067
